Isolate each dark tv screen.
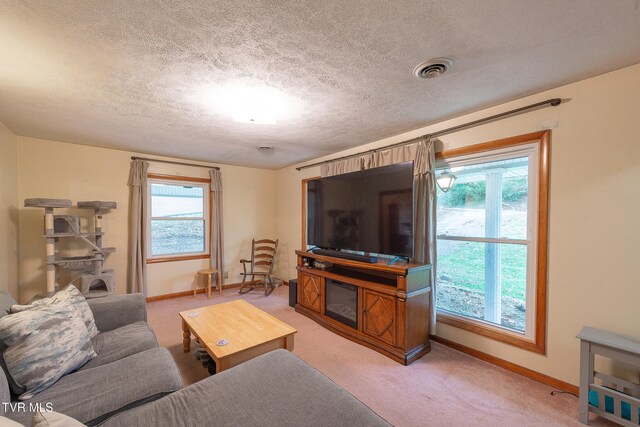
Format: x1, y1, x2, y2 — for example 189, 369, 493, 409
307, 161, 414, 258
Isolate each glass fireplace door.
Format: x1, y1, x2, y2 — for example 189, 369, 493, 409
325, 279, 358, 329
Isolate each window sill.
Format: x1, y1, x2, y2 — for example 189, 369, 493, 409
147, 254, 210, 264
436, 311, 545, 354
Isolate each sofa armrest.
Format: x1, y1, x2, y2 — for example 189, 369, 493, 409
87, 294, 147, 333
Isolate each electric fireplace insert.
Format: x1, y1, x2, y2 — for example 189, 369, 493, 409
325, 279, 358, 329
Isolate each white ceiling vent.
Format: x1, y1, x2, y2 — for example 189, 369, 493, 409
414, 57, 454, 79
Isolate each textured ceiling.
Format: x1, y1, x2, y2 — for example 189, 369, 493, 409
1, 1, 640, 169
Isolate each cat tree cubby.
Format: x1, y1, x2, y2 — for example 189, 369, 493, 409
24, 198, 117, 298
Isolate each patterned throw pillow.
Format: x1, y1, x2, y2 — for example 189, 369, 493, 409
0, 302, 96, 400
11, 285, 99, 338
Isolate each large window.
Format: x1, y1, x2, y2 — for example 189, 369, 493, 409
147, 175, 210, 263
435, 131, 549, 353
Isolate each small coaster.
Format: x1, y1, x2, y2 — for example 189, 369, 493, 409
216, 339, 229, 346
188, 313, 199, 318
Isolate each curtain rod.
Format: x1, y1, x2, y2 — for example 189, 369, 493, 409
296, 98, 562, 171
131, 156, 220, 170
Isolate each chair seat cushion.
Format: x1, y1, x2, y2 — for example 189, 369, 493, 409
101, 349, 389, 427
4, 347, 183, 426
79, 321, 158, 371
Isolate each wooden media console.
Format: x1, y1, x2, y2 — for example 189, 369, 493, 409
295, 250, 432, 365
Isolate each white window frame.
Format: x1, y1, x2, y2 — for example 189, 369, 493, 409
435, 131, 549, 354
146, 176, 210, 262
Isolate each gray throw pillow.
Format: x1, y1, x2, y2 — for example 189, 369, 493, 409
11, 285, 99, 338
0, 302, 96, 400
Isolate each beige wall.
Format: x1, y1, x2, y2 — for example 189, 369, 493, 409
17, 137, 276, 301
275, 63, 640, 386
0, 121, 19, 300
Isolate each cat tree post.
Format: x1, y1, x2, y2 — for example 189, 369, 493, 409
44, 207, 57, 292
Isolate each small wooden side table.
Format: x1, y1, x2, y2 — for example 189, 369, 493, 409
193, 268, 220, 299
577, 326, 640, 425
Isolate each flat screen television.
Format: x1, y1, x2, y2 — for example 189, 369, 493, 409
307, 161, 414, 258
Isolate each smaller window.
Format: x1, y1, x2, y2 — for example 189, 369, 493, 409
147, 176, 210, 262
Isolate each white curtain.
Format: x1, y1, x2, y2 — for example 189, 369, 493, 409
320, 138, 438, 334
209, 169, 225, 287
128, 159, 149, 296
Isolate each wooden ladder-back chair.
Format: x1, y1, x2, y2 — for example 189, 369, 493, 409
239, 239, 279, 295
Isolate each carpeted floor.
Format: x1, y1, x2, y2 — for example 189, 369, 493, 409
147, 286, 613, 427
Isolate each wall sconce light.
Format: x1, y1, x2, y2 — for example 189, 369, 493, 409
436, 170, 456, 193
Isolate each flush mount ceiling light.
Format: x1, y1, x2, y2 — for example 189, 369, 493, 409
199, 84, 298, 125
414, 57, 454, 79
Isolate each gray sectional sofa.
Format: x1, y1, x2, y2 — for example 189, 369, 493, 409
0, 291, 389, 426
0, 292, 183, 426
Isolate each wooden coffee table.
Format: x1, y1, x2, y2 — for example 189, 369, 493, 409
180, 299, 297, 374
